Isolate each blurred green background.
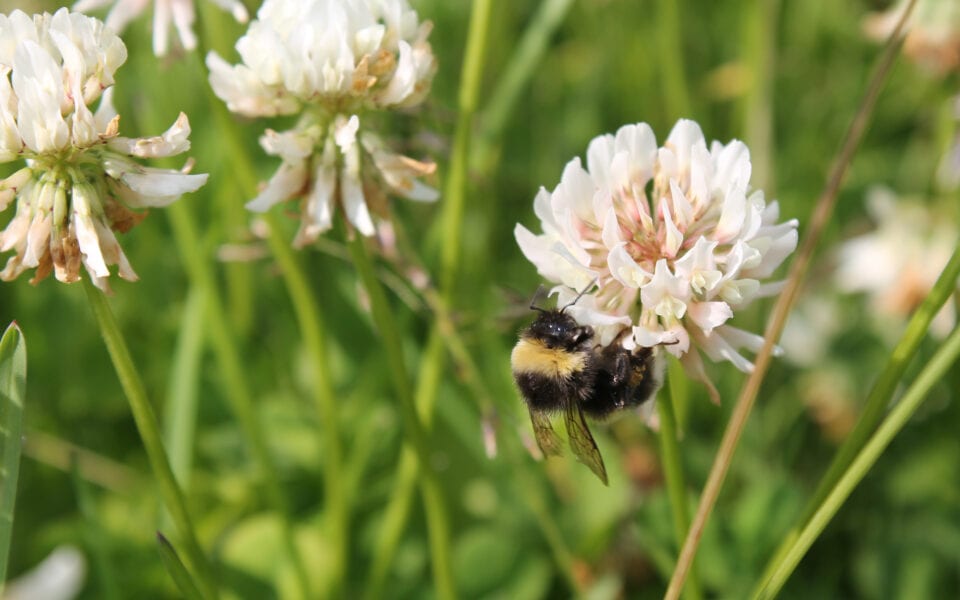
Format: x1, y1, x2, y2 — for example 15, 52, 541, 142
2, 0, 958, 598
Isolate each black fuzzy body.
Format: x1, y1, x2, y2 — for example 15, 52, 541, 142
511, 309, 661, 417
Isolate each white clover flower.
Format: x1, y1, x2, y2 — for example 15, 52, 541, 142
72, 0, 249, 57
515, 120, 799, 400
835, 186, 957, 339
0, 9, 207, 291
864, 0, 960, 74
207, 0, 438, 244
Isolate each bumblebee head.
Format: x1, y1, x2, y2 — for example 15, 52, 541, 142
525, 309, 594, 351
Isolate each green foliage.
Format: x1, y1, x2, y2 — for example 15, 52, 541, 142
0, 323, 26, 587
4, 0, 959, 598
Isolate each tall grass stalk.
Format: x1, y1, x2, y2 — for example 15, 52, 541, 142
261, 211, 348, 594
754, 324, 960, 598
664, 1, 917, 597
81, 279, 218, 599
347, 233, 457, 600
162, 288, 205, 492
368, 0, 493, 591
166, 201, 312, 599
658, 371, 702, 600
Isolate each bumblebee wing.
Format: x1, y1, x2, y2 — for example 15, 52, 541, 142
564, 405, 608, 485
529, 408, 564, 458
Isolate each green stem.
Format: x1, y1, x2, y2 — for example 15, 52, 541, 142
262, 212, 348, 595
754, 325, 960, 599
81, 278, 218, 599
472, 0, 575, 174
369, 0, 492, 591
440, 0, 493, 293
189, 18, 349, 593
756, 241, 960, 593
166, 203, 312, 600
162, 287, 206, 493
347, 234, 457, 600
657, 374, 702, 600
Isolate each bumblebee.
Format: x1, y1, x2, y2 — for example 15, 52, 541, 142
510, 291, 663, 484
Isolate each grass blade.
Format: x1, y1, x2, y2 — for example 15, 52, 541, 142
0, 322, 25, 587
753, 324, 960, 598
157, 532, 205, 600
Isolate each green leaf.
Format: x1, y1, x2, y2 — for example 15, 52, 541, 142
0, 322, 26, 587
157, 533, 204, 600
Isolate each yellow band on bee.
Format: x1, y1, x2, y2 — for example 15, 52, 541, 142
511, 337, 587, 378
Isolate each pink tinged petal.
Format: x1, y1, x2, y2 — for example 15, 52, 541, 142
669, 179, 693, 228
687, 143, 711, 208
72, 185, 109, 277
553, 157, 596, 225
0, 206, 30, 252
608, 242, 649, 288
687, 301, 732, 333
600, 203, 622, 249
745, 225, 798, 279
532, 187, 560, 234
641, 259, 690, 319
674, 237, 721, 295
246, 159, 307, 212
719, 278, 759, 306
632, 324, 687, 353
342, 141, 374, 236
664, 119, 706, 172
659, 197, 683, 258
615, 122, 658, 184
109, 112, 192, 158
586, 133, 615, 187
714, 186, 747, 243
711, 139, 751, 197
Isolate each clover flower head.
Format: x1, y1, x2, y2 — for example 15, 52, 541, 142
0, 9, 207, 291
207, 0, 438, 244
835, 186, 957, 339
864, 0, 960, 74
515, 119, 799, 400
72, 0, 249, 57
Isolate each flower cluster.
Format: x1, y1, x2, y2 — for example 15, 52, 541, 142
516, 120, 798, 399
863, 0, 960, 74
73, 0, 249, 57
0, 9, 206, 291
207, 0, 438, 245
835, 186, 956, 339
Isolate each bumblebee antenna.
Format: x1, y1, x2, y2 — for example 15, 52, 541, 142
561, 279, 598, 313
528, 285, 548, 312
